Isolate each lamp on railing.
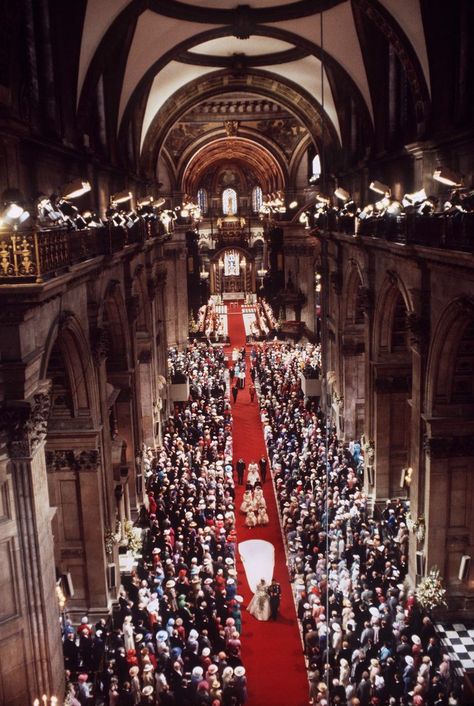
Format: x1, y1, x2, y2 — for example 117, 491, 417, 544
369, 180, 391, 197
111, 190, 133, 207
199, 268, 209, 281
433, 167, 462, 188
0, 189, 30, 229
334, 187, 351, 202
61, 178, 91, 200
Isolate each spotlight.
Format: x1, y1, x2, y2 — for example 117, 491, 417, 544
375, 196, 391, 211
111, 190, 132, 205
137, 195, 154, 207
387, 201, 403, 216
369, 180, 391, 196
316, 194, 330, 205
61, 179, 91, 200
289, 200, 298, 209
402, 188, 427, 207
433, 168, 462, 188
57, 199, 78, 218
5, 203, 24, 220
334, 187, 350, 202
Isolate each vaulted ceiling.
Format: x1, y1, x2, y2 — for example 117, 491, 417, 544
76, 0, 432, 192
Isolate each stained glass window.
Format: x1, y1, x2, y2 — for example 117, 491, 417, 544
197, 188, 208, 214
252, 185, 263, 213
222, 188, 237, 215
224, 250, 240, 276
312, 154, 321, 177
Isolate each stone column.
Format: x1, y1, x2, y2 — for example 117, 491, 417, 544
137, 347, 156, 448
164, 231, 189, 347
3, 385, 64, 700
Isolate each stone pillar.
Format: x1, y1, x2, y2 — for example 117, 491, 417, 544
46, 447, 112, 618
405, 141, 437, 196
3, 385, 64, 701
137, 347, 155, 448
373, 385, 391, 499
164, 230, 189, 347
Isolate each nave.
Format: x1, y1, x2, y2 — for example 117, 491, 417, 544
61, 305, 461, 706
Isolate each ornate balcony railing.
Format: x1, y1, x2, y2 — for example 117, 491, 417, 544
0, 221, 162, 283
314, 212, 474, 253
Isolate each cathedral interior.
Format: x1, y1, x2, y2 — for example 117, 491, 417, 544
0, 1, 473, 704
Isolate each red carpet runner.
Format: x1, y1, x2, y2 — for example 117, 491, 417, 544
225, 304, 308, 706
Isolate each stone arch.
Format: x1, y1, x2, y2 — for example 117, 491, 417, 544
371, 272, 414, 499
42, 313, 108, 617
42, 312, 100, 428
374, 272, 414, 355
343, 260, 368, 326
426, 297, 474, 415
131, 265, 152, 336
101, 280, 132, 372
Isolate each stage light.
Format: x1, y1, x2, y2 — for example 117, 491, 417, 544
316, 194, 330, 205
370, 180, 391, 196
433, 168, 462, 187
289, 200, 298, 209
387, 201, 403, 216
375, 196, 391, 211
5, 203, 24, 220
57, 200, 78, 218
111, 190, 132, 205
137, 195, 154, 207
334, 187, 350, 202
402, 188, 427, 207
61, 179, 91, 200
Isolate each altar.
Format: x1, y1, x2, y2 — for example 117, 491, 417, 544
223, 291, 245, 301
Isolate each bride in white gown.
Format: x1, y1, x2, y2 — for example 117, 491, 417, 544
246, 578, 271, 621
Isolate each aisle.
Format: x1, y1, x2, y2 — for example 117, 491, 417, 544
226, 304, 308, 706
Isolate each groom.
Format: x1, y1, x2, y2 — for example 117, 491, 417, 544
267, 578, 281, 620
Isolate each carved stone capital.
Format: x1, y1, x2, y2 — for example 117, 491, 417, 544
374, 375, 411, 394
406, 311, 429, 350
424, 435, 474, 459
330, 271, 343, 295
91, 327, 109, 365
224, 120, 239, 137
46, 448, 100, 472
387, 269, 398, 286
58, 310, 74, 331
359, 287, 373, 316
127, 295, 140, 322
147, 277, 158, 301
138, 348, 152, 365
1, 385, 52, 458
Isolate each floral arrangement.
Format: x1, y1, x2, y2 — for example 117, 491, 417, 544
123, 519, 143, 555
104, 522, 121, 555
415, 566, 448, 611
406, 511, 426, 543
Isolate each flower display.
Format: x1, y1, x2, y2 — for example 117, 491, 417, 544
415, 566, 448, 611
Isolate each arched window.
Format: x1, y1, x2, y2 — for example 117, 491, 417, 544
252, 185, 263, 213
222, 188, 237, 215
197, 188, 208, 215
312, 154, 321, 178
